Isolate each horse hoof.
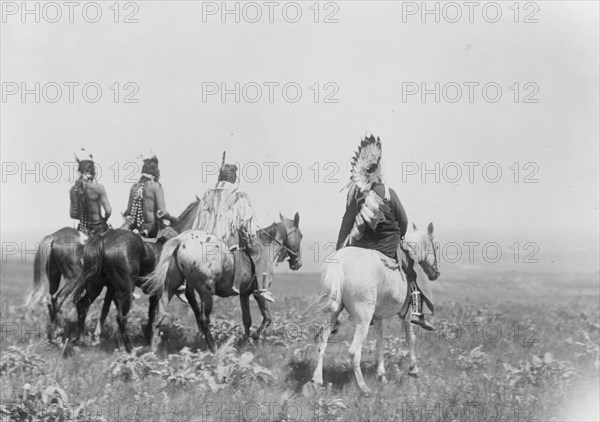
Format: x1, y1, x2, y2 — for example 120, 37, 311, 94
359, 388, 373, 398
408, 365, 419, 377
302, 381, 319, 398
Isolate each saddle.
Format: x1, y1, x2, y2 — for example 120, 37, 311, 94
370, 249, 400, 271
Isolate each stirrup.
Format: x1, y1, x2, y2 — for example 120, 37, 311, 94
410, 313, 435, 331
174, 292, 188, 304
174, 284, 188, 304
255, 289, 274, 303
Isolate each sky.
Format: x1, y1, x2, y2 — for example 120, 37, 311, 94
1, 1, 599, 273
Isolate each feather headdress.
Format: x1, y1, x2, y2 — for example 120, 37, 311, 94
341, 134, 391, 247
344, 134, 384, 194
74, 148, 93, 163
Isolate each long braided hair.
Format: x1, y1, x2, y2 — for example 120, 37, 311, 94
73, 160, 96, 232
129, 159, 160, 227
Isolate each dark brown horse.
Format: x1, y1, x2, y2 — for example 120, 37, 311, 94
143, 213, 303, 351
26, 227, 89, 323
73, 199, 199, 352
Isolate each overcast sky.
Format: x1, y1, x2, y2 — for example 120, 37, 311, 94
1, 1, 598, 272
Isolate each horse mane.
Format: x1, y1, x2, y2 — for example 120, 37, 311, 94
177, 198, 200, 222
257, 222, 280, 243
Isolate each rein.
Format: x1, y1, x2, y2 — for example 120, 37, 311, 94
257, 224, 299, 259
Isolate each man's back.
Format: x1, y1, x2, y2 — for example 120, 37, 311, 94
142, 180, 160, 224
337, 183, 408, 259
70, 180, 111, 234
83, 182, 107, 222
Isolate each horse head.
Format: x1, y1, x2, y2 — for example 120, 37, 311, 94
278, 212, 303, 271
408, 222, 440, 281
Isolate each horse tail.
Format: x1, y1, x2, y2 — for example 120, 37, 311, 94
305, 262, 345, 322
25, 234, 53, 307
73, 235, 104, 303
142, 237, 181, 298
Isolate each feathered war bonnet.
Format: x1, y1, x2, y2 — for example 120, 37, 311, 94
342, 134, 390, 202
339, 134, 391, 247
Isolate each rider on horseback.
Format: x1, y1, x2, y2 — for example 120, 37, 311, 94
190, 153, 275, 303
70, 148, 112, 235
336, 134, 434, 331
124, 151, 180, 238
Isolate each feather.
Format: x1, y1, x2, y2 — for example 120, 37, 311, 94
341, 135, 390, 247
347, 135, 383, 193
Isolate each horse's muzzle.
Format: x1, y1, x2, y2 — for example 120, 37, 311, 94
289, 258, 302, 271
429, 271, 440, 281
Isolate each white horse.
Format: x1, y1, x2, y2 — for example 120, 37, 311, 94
309, 222, 439, 396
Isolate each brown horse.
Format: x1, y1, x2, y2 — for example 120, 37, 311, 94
73, 199, 200, 352
143, 213, 303, 351
25, 227, 89, 323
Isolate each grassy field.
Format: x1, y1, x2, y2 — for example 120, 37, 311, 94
1, 259, 599, 421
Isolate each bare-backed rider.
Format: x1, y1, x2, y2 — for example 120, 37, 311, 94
124, 152, 179, 238
69, 148, 112, 235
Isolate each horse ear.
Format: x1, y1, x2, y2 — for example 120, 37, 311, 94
195, 194, 200, 201
412, 222, 417, 230
294, 212, 300, 227
428, 222, 434, 234
279, 211, 284, 221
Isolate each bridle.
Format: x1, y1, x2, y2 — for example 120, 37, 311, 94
258, 223, 301, 263
424, 234, 439, 274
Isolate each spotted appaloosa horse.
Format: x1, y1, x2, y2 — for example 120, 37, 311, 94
143, 213, 303, 351
309, 222, 439, 396
72, 199, 200, 352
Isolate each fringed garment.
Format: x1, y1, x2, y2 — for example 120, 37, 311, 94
192, 181, 258, 248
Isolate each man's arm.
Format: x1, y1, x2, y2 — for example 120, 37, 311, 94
69, 185, 79, 219
235, 192, 258, 233
124, 185, 135, 216
98, 184, 112, 221
390, 188, 408, 238
154, 184, 179, 224
336, 190, 359, 249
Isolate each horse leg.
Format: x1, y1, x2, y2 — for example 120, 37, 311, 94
74, 281, 104, 345
251, 292, 272, 341
185, 287, 211, 350
200, 291, 216, 352
47, 264, 61, 324
240, 293, 252, 343
403, 317, 419, 376
95, 287, 113, 340
346, 302, 374, 396
312, 310, 342, 386
144, 294, 160, 345
114, 290, 133, 353
373, 318, 387, 383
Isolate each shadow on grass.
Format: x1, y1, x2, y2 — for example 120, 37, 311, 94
285, 359, 383, 392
